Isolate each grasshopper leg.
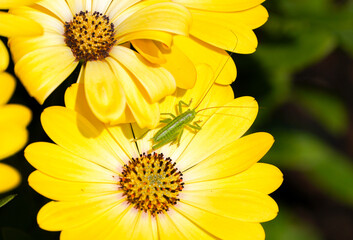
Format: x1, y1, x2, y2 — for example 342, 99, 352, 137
176, 128, 184, 146
152, 138, 172, 150
160, 118, 172, 124
160, 113, 176, 118
178, 99, 193, 114
186, 122, 202, 130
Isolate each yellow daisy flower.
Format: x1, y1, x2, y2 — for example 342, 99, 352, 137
8, 0, 192, 128
0, 0, 43, 37
26, 65, 282, 239
133, 0, 268, 86
0, 0, 41, 193
173, 0, 269, 54
0, 40, 31, 193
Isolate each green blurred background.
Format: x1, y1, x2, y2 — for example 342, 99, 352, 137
1, 0, 353, 239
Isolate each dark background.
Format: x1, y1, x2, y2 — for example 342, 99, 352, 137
1, 0, 353, 239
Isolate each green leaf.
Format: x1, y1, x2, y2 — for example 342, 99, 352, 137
336, 9, 353, 57
263, 131, 353, 206
0, 194, 17, 208
263, 208, 323, 240
294, 88, 349, 135
255, 31, 335, 74
277, 0, 330, 16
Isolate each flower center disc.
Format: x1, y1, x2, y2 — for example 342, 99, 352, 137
64, 11, 116, 61
119, 153, 184, 216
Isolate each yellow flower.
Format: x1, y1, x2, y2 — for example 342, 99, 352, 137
26, 65, 282, 239
8, 0, 192, 128
134, 0, 268, 86
0, 40, 31, 193
0, 0, 40, 193
173, 0, 269, 54
0, 0, 43, 37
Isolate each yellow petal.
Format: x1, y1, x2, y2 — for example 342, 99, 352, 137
66, 82, 137, 129
174, 202, 265, 240
174, 36, 236, 85
118, 31, 172, 49
0, 124, 28, 160
174, 64, 215, 109
64, 83, 139, 159
229, 5, 269, 29
37, 194, 125, 231
106, 0, 140, 21
183, 133, 274, 183
109, 0, 166, 24
158, 41, 197, 89
106, 207, 142, 239
0, 163, 21, 193
39, 106, 128, 171
137, 64, 215, 155
190, 9, 258, 53
130, 212, 158, 240
108, 105, 136, 126
29, 171, 120, 201
0, 72, 15, 105
115, 2, 191, 38
161, 83, 234, 159
64, 81, 102, 127
0, 11, 43, 37
195, 84, 235, 111
181, 189, 279, 222
172, 0, 265, 12
65, 0, 87, 14
92, 0, 112, 14
9, 33, 66, 63
84, 61, 126, 124
9, 6, 64, 34
67, 73, 136, 127
14, 46, 77, 104
162, 208, 215, 239
176, 96, 258, 171
25, 142, 120, 183
0, 40, 9, 71
131, 39, 166, 65
185, 163, 283, 195
110, 46, 176, 103
106, 124, 143, 160
0, 104, 31, 127
60, 203, 135, 240
156, 212, 187, 239
36, 0, 73, 22
106, 57, 160, 129
0, 0, 38, 8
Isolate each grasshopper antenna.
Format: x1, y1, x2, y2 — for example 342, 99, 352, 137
193, 31, 239, 110
196, 105, 257, 113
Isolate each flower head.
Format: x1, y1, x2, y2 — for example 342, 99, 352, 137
0, 0, 37, 192
0, 40, 31, 193
9, 0, 192, 128
133, 0, 269, 89
173, 0, 269, 54
26, 66, 282, 239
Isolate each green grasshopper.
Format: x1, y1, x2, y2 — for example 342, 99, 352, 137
149, 98, 253, 150
137, 34, 242, 150
151, 99, 201, 150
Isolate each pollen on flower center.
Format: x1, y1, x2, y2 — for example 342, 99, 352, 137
64, 11, 116, 61
119, 153, 184, 216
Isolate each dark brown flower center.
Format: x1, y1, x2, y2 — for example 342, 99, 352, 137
64, 11, 116, 61
119, 153, 184, 216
